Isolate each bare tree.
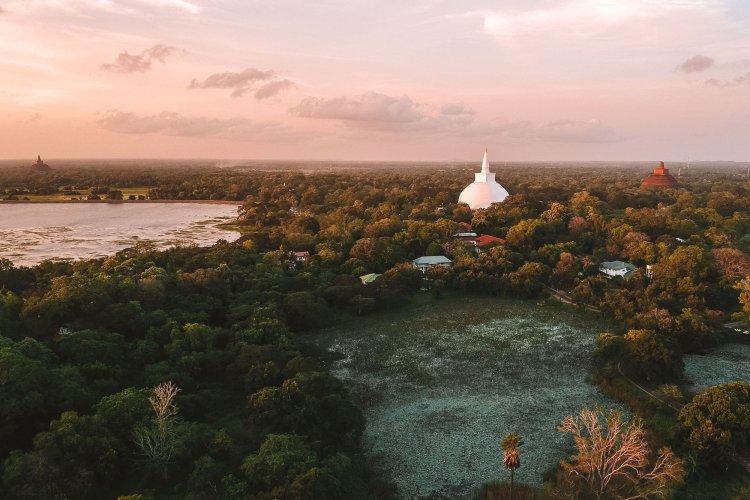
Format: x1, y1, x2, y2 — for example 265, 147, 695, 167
557, 407, 684, 499
133, 381, 180, 480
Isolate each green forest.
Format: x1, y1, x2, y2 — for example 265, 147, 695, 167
1, 162, 750, 499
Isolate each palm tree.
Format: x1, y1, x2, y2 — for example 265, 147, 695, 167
501, 432, 523, 500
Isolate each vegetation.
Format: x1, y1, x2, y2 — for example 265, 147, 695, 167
501, 433, 523, 499
1, 161, 750, 497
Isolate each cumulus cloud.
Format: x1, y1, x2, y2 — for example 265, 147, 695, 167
440, 102, 476, 116
189, 68, 295, 99
291, 91, 622, 143
676, 54, 715, 73
292, 92, 425, 125
101, 44, 179, 73
97, 110, 298, 141
706, 72, 750, 87
254, 79, 296, 100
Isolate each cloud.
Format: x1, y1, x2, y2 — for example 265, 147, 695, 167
705, 72, 750, 87
254, 79, 295, 100
534, 120, 622, 143
292, 92, 425, 125
291, 91, 623, 143
440, 102, 476, 116
101, 44, 179, 73
483, 1, 722, 42
189, 68, 295, 99
97, 110, 299, 141
6, 0, 200, 15
676, 54, 715, 73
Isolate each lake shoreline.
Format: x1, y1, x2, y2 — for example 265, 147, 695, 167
0, 199, 242, 205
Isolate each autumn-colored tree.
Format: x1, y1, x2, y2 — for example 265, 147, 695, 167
678, 381, 750, 465
501, 432, 523, 499
556, 407, 684, 499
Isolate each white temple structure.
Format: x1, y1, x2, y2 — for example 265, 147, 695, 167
458, 149, 509, 209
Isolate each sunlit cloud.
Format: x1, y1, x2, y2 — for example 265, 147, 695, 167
97, 110, 301, 141
705, 72, 750, 87
483, 0, 723, 41
189, 68, 294, 99
254, 79, 296, 100
292, 92, 425, 125
676, 55, 715, 73
292, 91, 623, 143
101, 44, 178, 73
3, 0, 201, 15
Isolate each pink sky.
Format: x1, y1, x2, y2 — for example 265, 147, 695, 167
0, 0, 748, 161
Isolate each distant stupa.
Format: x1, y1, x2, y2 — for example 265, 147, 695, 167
458, 149, 509, 209
30, 155, 52, 172
641, 161, 677, 189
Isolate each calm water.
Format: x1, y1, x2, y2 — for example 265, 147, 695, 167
0, 203, 240, 266
312, 297, 620, 499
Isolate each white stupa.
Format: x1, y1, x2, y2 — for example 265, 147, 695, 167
458, 149, 509, 209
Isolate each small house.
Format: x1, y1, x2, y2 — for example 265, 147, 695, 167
360, 273, 382, 285
291, 251, 310, 264
599, 260, 637, 279
413, 255, 452, 274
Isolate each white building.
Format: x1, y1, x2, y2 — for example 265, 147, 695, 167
458, 149, 509, 209
599, 260, 637, 278
413, 256, 452, 274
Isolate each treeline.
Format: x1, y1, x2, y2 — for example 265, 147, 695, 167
2, 163, 750, 496
0, 243, 384, 499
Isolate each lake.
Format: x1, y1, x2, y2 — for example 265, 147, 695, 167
0, 202, 240, 267
312, 296, 621, 499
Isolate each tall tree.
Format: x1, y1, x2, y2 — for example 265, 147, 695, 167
501, 432, 523, 500
133, 381, 180, 480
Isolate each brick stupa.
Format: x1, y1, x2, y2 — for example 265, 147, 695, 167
30, 155, 52, 172
641, 161, 677, 189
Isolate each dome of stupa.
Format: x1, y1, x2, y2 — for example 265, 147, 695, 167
458, 150, 509, 209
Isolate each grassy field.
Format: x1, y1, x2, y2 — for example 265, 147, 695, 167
11, 187, 151, 201
310, 295, 622, 499
684, 343, 750, 393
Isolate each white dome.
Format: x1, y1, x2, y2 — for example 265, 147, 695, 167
458, 150, 509, 209
459, 181, 509, 209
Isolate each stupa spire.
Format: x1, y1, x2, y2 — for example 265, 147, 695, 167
481, 148, 489, 174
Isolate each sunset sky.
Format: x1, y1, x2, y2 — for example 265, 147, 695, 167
0, 0, 748, 161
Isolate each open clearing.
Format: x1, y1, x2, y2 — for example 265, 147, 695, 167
684, 343, 750, 393
312, 296, 621, 499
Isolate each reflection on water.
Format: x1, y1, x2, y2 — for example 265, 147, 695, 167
0, 203, 240, 266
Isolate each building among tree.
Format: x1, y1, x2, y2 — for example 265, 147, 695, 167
641, 161, 678, 189
458, 149, 509, 209
413, 255, 452, 274
599, 260, 637, 279
29, 155, 52, 172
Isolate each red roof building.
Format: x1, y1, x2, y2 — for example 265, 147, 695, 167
641, 161, 678, 189
472, 235, 505, 248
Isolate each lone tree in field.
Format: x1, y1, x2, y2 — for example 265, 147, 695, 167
133, 381, 180, 480
501, 432, 523, 499
557, 407, 684, 499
